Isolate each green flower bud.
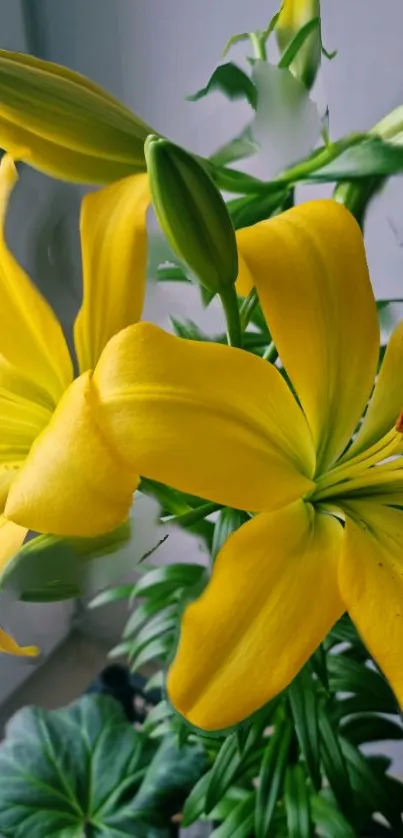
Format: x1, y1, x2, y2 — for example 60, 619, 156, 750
145, 136, 238, 293
0, 50, 153, 183
276, 0, 321, 90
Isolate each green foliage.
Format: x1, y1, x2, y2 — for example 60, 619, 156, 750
187, 62, 257, 109
0, 694, 206, 837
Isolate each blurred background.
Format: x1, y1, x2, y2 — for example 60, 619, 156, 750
1, 0, 403, 756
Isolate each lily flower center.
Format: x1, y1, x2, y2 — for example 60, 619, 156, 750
310, 417, 403, 504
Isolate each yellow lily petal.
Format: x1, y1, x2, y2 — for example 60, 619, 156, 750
5, 372, 138, 536
168, 501, 344, 730
0, 156, 73, 403
0, 628, 38, 657
348, 320, 403, 458
339, 501, 403, 706
74, 174, 149, 372
0, 465, 20, 509
236, 201, 379, 472
94, 323, 315, 513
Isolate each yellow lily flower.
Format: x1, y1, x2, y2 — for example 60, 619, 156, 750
0, 150, 149, 653
5, 198, 403, 726
276, 0, 321, 89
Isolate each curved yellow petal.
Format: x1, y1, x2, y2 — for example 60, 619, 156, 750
0, 464, 20, 510
5, 372, 138, 536
0, 156, 73, 403
94, 323, 315, 513
168, 501, 344, 730
340, 501, 403, 706
0, 516, 27, 571
347, 319, 403, 458
0, 628, 38, 657
74, 174, 149, 372
236, 201, 379, 471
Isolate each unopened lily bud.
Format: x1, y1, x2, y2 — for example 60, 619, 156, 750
145, 136, 238, 293
0, 49, 153, 183
276, 0, 321, 90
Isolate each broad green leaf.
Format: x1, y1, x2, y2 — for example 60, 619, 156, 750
212, 509, 250, 560
288, 665, 321, 788
284, 765, 311, 838
131, 734, 207, 824
211, 791, 256, 838
0, 520, 130, 602
308, 137, 403, 181
318, 701, 354, 819
187, 63, 257, 109
255, 715, 293, 838
310, 794, 356, 838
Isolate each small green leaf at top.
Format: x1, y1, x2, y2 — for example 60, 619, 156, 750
187, 63, 257, 109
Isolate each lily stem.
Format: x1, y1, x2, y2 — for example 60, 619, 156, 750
220, 285, 243, 348
240, 287, 259, 330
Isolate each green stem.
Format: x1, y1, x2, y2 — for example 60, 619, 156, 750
220, 285, 243, 348
249, 31, 267, 61
162, 502, 221, 528
240, 287, 259, 330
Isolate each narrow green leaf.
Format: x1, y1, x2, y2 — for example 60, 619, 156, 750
255, 716, 293, 838
130, 634, 174, 673
326, 655, 397, 714
130, 563, 206, 599
318, 701, 354, 818
284, 765, 311, 838
278, 18, 320, 70
340, 713, 403, 746
310, 794, 356, 838
212, 509, 250, 560
187, 63, 257, 109
228, 189, 288, 230
170, 317, 212, 341
181, 770, 212, 826
123, 601, 177, 640
308, 137, 403, 181
205, 734, 241, 814
211, 791, 256, 838
210, 126, 258, 168
288, 665, 320, 788
222, 32, 250, 58
125, 609, 177, 661
89, 584, 135, 609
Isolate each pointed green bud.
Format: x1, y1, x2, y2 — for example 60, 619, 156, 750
276, 0, 321, 90
145, 136, 238, 293
0, 50, 153, 183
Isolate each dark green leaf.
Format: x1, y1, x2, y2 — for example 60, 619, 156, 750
187, 63, 257, 109
284, 765, 311, 838
278, 18, 320, 70
288, 665, 321, 788
339, 737, 402, 828
326, 655, 397, 714
310, 794, 356, 838
318, 701, 354, 818
212, 508, 250, 560
340, 714, 403, 746
228, 189, 288, 230
212, 791, 256, 838
132, 735, 207, 824
255, 716, 293, 838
